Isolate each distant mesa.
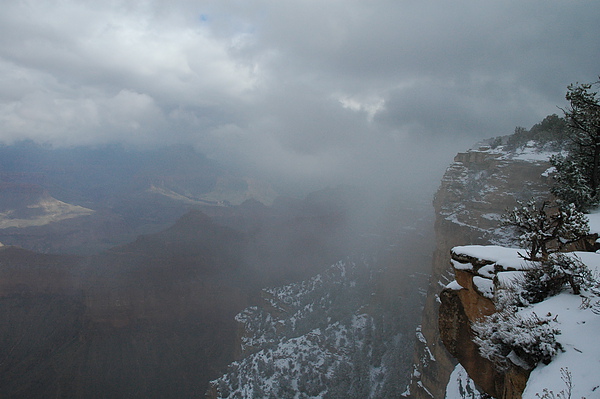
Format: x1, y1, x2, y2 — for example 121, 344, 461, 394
0, 191, 94, 229
147, 175, 277, 207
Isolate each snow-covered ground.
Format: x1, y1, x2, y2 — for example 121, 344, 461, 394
452, 245, 534, 271
211, 258, 417, 399
522, 290, 600, 398
448, 245, 600, 399
476, 140, 561, 162
437, 138, 600, 398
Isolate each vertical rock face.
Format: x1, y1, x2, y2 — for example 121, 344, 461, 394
438, 249, 531, 399
406, 144, 552, 399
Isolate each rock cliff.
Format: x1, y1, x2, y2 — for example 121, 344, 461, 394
406, 143, 553, 398
438, 247, 532, 398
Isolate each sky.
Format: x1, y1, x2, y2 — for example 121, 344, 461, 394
0, 0, 599, 195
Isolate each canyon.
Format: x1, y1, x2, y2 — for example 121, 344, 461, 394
406, 142, 554, 398
0, 143, 433, 397
0, 139, 572, 398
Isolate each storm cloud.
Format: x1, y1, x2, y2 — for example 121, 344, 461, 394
1, 0, 599, 193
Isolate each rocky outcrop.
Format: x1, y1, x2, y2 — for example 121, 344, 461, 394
406, 143, 553, 398
438, 248, 532, 398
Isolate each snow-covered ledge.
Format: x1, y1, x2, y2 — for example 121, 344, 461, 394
442, 245, 600, 399
450, 245, 536, 301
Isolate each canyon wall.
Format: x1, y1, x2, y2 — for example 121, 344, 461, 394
406, 144, 552, 398
438, 248, 532, 399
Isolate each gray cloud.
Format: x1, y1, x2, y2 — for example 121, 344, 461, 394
1, 0, 599, 194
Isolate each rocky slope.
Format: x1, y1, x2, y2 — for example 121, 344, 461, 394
207, 257, 425, 399
406, 142, 554, 398
0, 181, 433, 398
202, 188, 434, 399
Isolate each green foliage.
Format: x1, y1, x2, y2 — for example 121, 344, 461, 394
472, 309, 562, 370
489, 136, 503, 149
473, 250, 598, 371
564, 81, 600, 143
505, 114, 569, 151
550, 154, 596, 211
551, 79, 600, 208
506, 126, 528, 150
529, 114, 569, 149
502, 199, 590, 261
521, 254, 595, 304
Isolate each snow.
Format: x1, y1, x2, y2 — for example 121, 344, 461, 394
510, 145, 557, 162
451, 259, 475, 271
495, 271, 524, 288
541, 166, 555, 177
444, 363, 483, 399
472, 276, 494, 299
213, 257, 421, 399
440, 141, 600, 397
507, 350, 530, 369
522, 293, 600, 398
481, 213, 501, 221
465, 141, 558, 162
568, 251, 600, 273
451, 243, 600, 398
416, 327, 428, 344
457, 245, 600, 398
477, 265, 496, 278
417, 381, 435, 398
446, 280, 464, 291
452, 245, 535, 271
477, 141, 558, 162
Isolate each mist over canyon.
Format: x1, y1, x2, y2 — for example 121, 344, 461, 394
0, 142, 433, 397
1, 1, 599, 397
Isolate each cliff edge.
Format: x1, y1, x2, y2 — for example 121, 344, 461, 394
406, 142, 553, 398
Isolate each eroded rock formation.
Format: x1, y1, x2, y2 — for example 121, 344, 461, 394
438, 248, 531, 398
406, 143, 552, 398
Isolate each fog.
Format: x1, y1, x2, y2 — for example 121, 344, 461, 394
3, 3, 600, 396
1, 0, 599, 198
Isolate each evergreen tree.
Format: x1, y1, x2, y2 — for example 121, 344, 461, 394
521, 253, 594, 303
549, 154, 594, 210
502, 199, 589, 261
505, 114, 568, 151
552, 78, 600, 210
472, 309, 562, 370
529, 114, 568, 148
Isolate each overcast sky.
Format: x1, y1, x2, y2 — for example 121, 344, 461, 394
0, 1, 599, 194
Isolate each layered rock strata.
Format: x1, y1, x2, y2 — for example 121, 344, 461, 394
439, 246, 532, 398
406, 144, 552, 398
